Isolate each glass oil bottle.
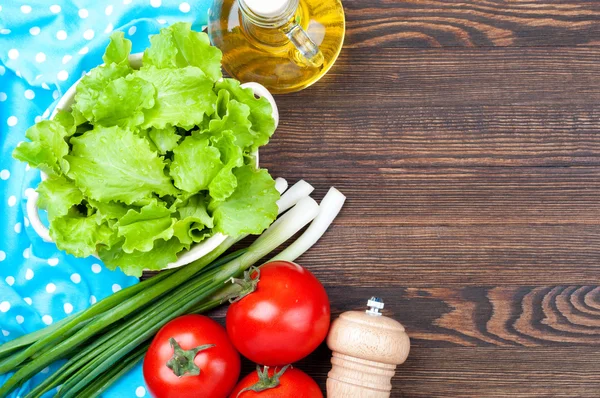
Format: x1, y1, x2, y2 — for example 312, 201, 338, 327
208, 0, 345, 94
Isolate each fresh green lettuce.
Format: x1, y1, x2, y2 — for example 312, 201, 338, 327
66, 126, 177, 204
36, 175, 84, 221
13, 23, 279, 277
13, 120, 71, 176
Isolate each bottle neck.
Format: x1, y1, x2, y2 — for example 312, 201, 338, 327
238, 0, 299, 29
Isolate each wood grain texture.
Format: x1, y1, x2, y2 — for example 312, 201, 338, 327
148, 1, 600, 396
280, 225, 600, 286
278, 47, 600, 107
232, 346, 600, 397
265, 104, 600, 167
343, 0, 600, 48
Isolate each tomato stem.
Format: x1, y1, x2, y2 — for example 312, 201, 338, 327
225, 266, 260, 303
237, 365, 291, 397
166, 338, 215, 378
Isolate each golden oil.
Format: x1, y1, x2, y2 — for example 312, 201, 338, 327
208, 0, 345, 94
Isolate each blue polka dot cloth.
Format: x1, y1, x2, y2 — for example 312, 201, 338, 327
0, 1, 210, 396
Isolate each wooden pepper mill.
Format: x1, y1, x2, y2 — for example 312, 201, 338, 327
326, 297, 410, 398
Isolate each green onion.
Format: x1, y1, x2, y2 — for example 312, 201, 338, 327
0, 183, 344, 398
58, 197, 320, 397
0, 244, 238, 397
76, 343, 149, 398
0, 269, 175, 373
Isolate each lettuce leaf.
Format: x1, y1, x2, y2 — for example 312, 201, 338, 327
143, 22, 222, 82
53, 110, 76, 136
103, 31, 132, 65
89, 199, 132, 226
148, 126, 181, 154
170, 135, 222, 193
207, 131, 244, 201
173, 194, 214, 245
207, 95, 255, 149
99, 237, 185, 277
138, 66, 216, 130
12, 120, 70, 176
92, 75, 156, 128
66, 126, 177, 204
214, 79, 276, 150
73, 63, 132, 122
117, 200, 176, 253
209, 165, 279, 236
50, 209, 113, 258
37, 175, 84, 221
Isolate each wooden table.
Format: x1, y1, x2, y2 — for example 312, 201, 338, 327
209, 1, 600, 396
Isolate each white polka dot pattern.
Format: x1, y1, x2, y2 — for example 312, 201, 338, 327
57, 70, 69, 81
0, 4, 209, 394
179, 2, 191, 13
83, 29, 95, 40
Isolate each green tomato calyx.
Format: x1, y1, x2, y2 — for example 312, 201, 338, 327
166, 337, 215, 377
237, 365, 291, 397
226, 266, 260, 303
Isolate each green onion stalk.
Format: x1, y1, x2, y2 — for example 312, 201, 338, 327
0, 194, 322, 398
0, 184, 346, 398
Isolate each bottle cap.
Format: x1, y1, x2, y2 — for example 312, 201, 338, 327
243, 0, 291, 18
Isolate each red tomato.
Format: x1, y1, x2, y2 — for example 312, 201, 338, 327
229, 366, 323, 398
144, 314, 240, 398
226, 261, 330, 366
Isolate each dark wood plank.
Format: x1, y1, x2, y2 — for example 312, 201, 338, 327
266, 104, 600, 167
344, 0, 600, 48
392, 347, 600, 397
208, 285, 600, 347
289, 225, 600, 286
234, 346, 600, 397
280, 47, 600, 107
255, 168, 600, 226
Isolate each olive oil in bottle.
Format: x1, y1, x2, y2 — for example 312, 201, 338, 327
208, 0, 345, 94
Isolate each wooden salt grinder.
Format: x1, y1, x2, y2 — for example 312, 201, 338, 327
326, 297, 410, 398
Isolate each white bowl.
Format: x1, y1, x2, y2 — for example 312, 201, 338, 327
27, 53, 279, 270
